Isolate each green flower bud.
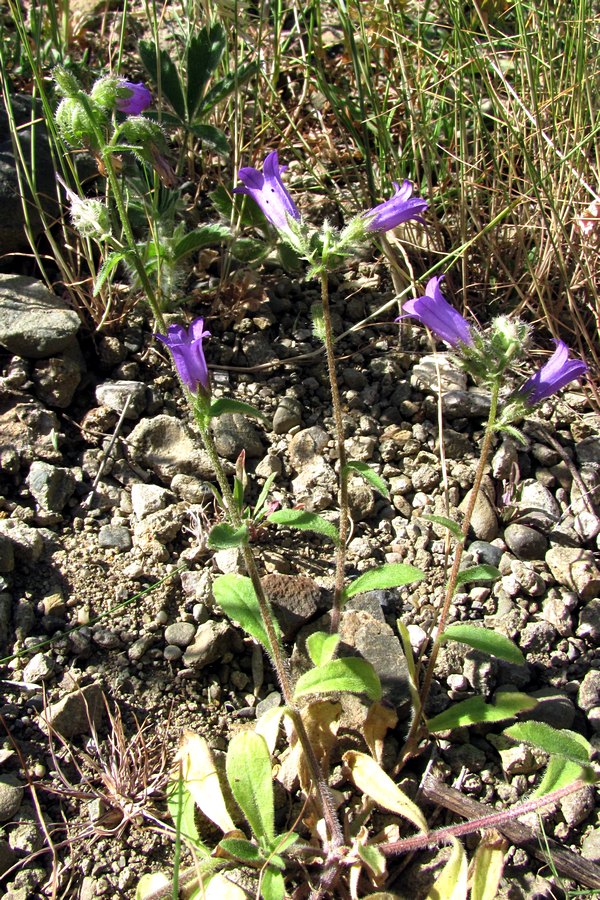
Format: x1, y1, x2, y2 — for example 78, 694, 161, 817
53, 66, 82, 98
489, 316, 530, 366
55, 97, 107, 150
90, 75, 120, 110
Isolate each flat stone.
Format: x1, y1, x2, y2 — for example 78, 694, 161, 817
504, 523, 548, 560
515, 480, 561, 529
164, 621, 197, 647
0, 775, 24, 822
39, 682, 104, 738
578, 669, 600, 711
26, 461, 76, 512
210, 413, 265, 461
411, 354, 467, 393
95, 380, 147, 419
127, 415, 213, 482
272, 397, 303, 434
546, 546, 600, 601
22, 652, 55, 683
31, 350, 83, 408
525, 687, 576, 729
0, 520, 43, 562
576, 436, 600, 465
0, 275, 80, 358
442, 390, 491, 418
460, 487, 498, 542
262, 574, 325, 641
97, 525, 132, 552
288, 426, 329, 469
578, 599, 600, 642
130, 483, 174, 520
182, 620, 237, 669
339, 608, 410, 711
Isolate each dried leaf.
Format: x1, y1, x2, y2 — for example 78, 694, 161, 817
364, 702, 398, 765
425, 838, 468, 900
468, 829, 508, 900
175, 731, 235, 834
342, 751, 428, 833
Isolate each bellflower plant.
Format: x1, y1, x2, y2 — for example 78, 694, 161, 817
363, 179, 429, 232
116, 80, 152, 115
156, 319, 211, 400
399, 275, 473, 347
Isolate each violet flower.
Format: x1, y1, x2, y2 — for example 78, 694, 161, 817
156, 318, 211, 395
116, 81, 152, 115
364, 180, 428, 232
398, 276, 473, 347
518, 340, 587, 405
234, 151, 301, 233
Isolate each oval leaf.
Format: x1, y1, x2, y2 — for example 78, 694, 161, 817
470, 830, 508, 900
532, 756, 594, 799
425, 837, 468, 900
268, 509, 340, 545
421, 514, 465, 543
343, 563, 425, 601
226, 731, 274, 844
455, 564, 500, 587
343, 751, 428, 833
208, 523, 248, 550
254, 706, 284, 755
218, 837, 262, 864
440, 624, 526, 666
306, 632, 340, 666
213, 574, 280, 653
293, 659, 382, 702
343, 461, 389, 498
209, 398, 268, 422
175, 731, 235, 834
427, 692, 536, 733
504, 722, 591, 764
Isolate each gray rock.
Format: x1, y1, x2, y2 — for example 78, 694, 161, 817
182, 620, 236, 669
571, 469, 600, 541
0, 776, 24, 822
442, 389, 491, 418
0, 275, 80, 358
170, 473, 211, 504
272, 397, 303, 434
211, 413, 265, 461
578, 599, 600, 642
0, 399, 61, 466
526, 687, 576, 729
0, 839, 16, 876
411, 463, 440, 492
92, 628, 122, 650
39, 682, 104, 738
505, 560, 545, 597
0, 520, 43, 562
95, 380, 148, 419
22, 652, 55, 683
504, 523, 548, 560
26, 461, 76, 512
578, 669, 600, 711
164, 621, 197, 647
31, 350, 82, 408
542, 593, 575, 636
460, 486, 498, 541
492, 439, 519, 480
98, 525, 132, 552
520, 620, 556, 652
164, 644, 183, 661
546, 546, 600, 601
581, 827, 600, 862
347, 477, 375, 522
291, 457, 337, 511
339, 608, 410, 711
467, 541, 503, 567
288, 426, 329, 469
127, 634, 157, 663
411, 354, 467, 393
128, 415, 213, 482
515, 480, 561, 529
0, 534, 14, 573
255, 453, 283, 479
261, 574, 324, 641
130, 483, 174, 520
560, 784, 595, 829
576, 436, 600, 465
342, 368, 367, 390
0, 593, 11, 647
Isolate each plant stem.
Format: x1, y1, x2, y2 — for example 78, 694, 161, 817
399, 378, 501, 764
319, 272, 349, 632
196, 417, 344, 848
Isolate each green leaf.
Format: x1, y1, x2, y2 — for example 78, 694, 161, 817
93, 251, 128, 295
343, 750, 428, 833
186, 24, 226, 119
343, 461, 389, 498
231, 237, 270, 263
426, 837, 468, 900
455, 564, 501, 588
421, 514, 465, 543
208, 398, 268, 422
218, 837, 262, 864
213, 574, 281, 653
260, 867, 285, 900
306, 632, 340, 666
358, 843, 386, 878
139, 40, 186, 120
270, 832, 299, 855
440, 624, 526, 666
267, 509, 340, 546
293, 658, 382, 702
428, 692, 536, 733
200, 60, 258, 111
188, 122, 230, 156
226, 731, 274, 844
504, 722, 592, 764
166, 778, 209, 852
342, 563, 425, 601
208, 523, 248, 550
532, 756, 594, 799
173, 224, 229, 261
254, 473, 277, 517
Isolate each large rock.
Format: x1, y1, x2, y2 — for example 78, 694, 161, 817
39, 682, 104, 738
546, 546, 600, 601
127, 415, 214, 482
0, 275, 80, 358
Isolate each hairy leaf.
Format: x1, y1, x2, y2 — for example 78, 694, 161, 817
343, 563, 425, 601
208, 397, 268, 421
532, 756, 594, 799
268, 509, 339, 545
343, 751, 428, 833
208, 523, 248, 550
306, 632, 340, 666
186, 24, 226, 119
455, 564, 500, 587
469, 830, 508, 900
440, 624, 526, 666
427, 693, 536, 733
175, 731, 235, 834
343, 460, 389, 498
254, 706, 284, 755
425, 837, 468, 900
213, 574, 281, 653
226, 731, 274, 844
421, 514, 464, 542
173, 224, 229, 261
293, 659, 382, 702
260, 866, 285, 900
139, 41, 186, 119
504, 722, 591, 764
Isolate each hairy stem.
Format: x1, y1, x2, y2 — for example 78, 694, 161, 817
399, 378, 501, 764
320, 272, 350, 632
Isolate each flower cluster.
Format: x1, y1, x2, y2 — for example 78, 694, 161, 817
400, 272, 588, 416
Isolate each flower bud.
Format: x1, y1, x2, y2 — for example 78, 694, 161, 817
90, 75, 121, 110
53, 66, 82, 98
55, 97, 107, 150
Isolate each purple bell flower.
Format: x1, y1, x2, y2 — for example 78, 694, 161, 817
398, 275, 473, 347
116, 81, 152, 115
519, 340, 587, 405
364, 180, 428, 232
234, 151, 301, 233
156, 318, 211, 395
